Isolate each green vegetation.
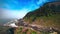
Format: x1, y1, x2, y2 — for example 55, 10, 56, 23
23, 2, 60, 27
31, 31, 37, 34
23, 2, 60, 34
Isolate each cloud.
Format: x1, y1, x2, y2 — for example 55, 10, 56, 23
1, 8, 30, 19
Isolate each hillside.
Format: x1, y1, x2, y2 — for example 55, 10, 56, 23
0, 2, 60, 34
14, 2, 60, 34
23, 2, 60, 32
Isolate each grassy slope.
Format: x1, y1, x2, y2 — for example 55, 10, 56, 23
13, 2, 60, 34
15, 2, 60, 34
23, 2, 60, 28
23, 2, 60, 32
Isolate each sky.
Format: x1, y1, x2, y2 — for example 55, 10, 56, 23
0, 0, 60, 19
